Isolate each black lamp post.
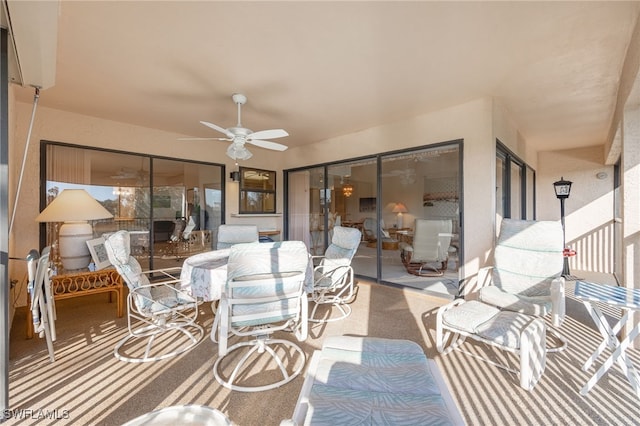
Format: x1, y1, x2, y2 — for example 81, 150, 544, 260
553, 177, 577, 279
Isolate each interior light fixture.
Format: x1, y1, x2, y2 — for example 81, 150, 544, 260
35, 189, 113, 270
392, 202, 408, 228
342, 183, 354, 198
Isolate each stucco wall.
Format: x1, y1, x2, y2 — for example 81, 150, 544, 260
538, 146, 615, 273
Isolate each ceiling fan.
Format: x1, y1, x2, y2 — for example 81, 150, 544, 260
182, 93, 289, 160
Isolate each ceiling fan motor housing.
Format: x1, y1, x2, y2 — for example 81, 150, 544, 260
232, 93, 247, 105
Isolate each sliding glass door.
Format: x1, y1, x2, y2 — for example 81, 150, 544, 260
286, 142, 462, 297
42, 142, 224, 270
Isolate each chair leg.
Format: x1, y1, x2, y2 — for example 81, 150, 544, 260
309, 299, 352, 323
519, 318, 546, 390
546, 327, 568, 353
436, 300, 467, 354
116, 308, 204, 363
213, 337, 306, 392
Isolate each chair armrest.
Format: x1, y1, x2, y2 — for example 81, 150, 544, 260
313, 260, 351, 278
142, 266, 182, 280
398, 242, 413, 252
477, 266, 493, 289
550, 277, 565, 327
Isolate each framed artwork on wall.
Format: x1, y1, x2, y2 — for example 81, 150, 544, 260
359, 197, 376, 212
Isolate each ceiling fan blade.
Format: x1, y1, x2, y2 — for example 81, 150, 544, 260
177, 137, 228, 141
249, 129, 288, 140
248, 139, 288, 151
200, 121, 234, 138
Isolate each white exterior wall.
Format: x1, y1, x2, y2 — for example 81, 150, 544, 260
538, 146, 616, 273
622, 105, 640, 290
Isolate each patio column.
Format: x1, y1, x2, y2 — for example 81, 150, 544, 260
622, 103, 640, 346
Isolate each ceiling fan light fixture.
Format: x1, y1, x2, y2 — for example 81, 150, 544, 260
226, 143, 252, 160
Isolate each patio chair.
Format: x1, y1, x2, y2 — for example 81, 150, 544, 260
213, 241, 309, 392
362, 218, 398, 249
436, 219, 565, 390
26, 246, 56, 362
209, 223, 260, 341
104, 230, 204, 362
399, 218, 452, 276
216, 224, 259, 249
309, 225, 361, 323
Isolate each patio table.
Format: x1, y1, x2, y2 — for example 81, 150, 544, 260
574, 280, 640, 398
179, 249, 231, 302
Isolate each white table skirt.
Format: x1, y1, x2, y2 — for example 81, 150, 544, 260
180, 249, 231, 302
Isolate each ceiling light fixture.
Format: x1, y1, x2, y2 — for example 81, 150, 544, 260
342, 183, 354, 198
227, 143, 252, 161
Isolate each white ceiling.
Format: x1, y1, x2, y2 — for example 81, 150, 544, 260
10, 1, 640, 154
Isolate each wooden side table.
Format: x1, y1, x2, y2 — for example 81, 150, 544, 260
27, 267, 124, 339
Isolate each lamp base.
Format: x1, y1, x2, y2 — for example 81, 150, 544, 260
58, 222, 93, 270
396, 213, 404, 229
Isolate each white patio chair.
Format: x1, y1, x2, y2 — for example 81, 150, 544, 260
399, 218, 452, 276
104, 230, 203, 363
309, 225, 361, 323
436, 219, 565, 390
213, 241, 309, 392
209, 223, 260, 342
26, 246, 56, 362
216, 224, 259, 249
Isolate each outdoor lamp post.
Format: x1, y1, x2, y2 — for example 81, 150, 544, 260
553, 177, 576, 279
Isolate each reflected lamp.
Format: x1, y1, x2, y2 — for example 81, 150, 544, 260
392, 203, 408, 229
35, 189, 113, 270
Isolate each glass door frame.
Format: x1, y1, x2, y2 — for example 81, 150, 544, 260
284, 139, 464, 289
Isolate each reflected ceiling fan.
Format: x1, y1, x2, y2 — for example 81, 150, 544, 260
382, 168, 416, 185
181, 93, 289, 160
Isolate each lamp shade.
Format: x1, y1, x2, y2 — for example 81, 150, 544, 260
35, 189, 113, 222
392, 203, 408, 213
36, 189, 113, 270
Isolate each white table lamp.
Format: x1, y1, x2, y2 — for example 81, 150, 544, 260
36, 189, 113, 270
392, 203, 408, 229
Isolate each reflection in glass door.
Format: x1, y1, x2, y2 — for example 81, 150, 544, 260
286, 142, 462, 298
380, 146, 460, 293
288, 167, 322, 254
328, 161, 377, 281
